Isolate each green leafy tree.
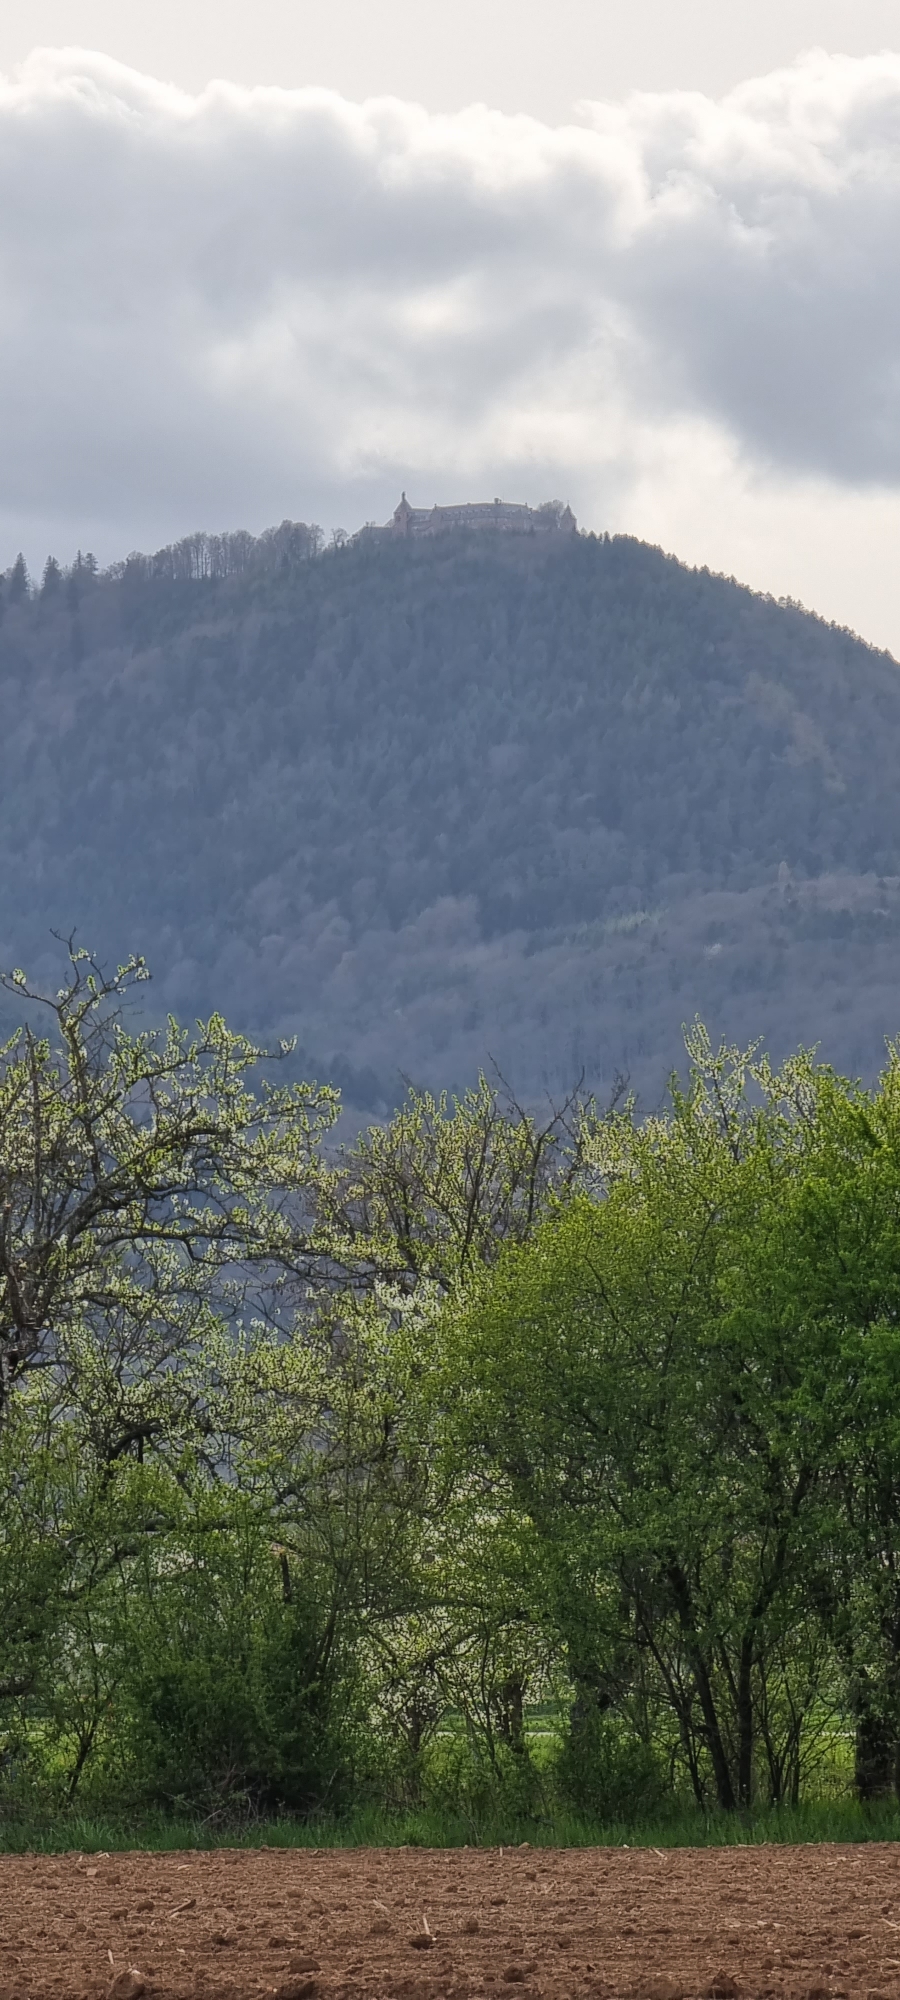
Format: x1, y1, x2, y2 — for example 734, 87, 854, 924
0, 942, 338, 1437
109, 1486, 354, 1813
316, 1074, 596, 1292
745, 1047, 900, 1797
437, 1032, 846, 1809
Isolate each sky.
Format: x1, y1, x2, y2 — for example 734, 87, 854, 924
3, 4, 900, 649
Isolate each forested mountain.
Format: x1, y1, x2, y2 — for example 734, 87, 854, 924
3, 523, 900, 1107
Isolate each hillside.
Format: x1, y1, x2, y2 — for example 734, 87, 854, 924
3, 524, 900, 1106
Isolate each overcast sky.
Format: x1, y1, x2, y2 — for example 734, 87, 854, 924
4, 6, 900, 648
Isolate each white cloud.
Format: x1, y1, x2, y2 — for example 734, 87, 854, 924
3, 45, 900, 646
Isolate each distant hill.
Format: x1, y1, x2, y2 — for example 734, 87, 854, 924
3, 523, 900, 1108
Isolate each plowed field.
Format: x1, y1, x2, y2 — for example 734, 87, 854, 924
1, 1840, 898, 2000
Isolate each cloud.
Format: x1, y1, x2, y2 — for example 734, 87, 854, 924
3, 45, 900, 639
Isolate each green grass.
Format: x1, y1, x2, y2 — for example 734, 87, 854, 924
4, 1798, 900, 1854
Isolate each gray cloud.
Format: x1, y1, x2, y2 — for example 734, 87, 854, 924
2, 46, 900, 569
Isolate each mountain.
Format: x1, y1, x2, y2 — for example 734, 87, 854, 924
3, 523, 900, 1108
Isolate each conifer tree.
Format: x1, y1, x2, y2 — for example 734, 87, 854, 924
8, 553, 28, 604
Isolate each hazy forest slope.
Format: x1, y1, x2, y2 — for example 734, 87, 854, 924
5, 525, 900, 1107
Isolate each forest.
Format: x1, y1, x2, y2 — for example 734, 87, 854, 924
3, 523, 900, 1111
4, 941, 900, 1837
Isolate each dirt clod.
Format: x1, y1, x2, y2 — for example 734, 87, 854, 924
105, 1970, 145, 2000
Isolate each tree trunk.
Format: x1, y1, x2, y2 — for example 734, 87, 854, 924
855, 1707, 897, 1800
693, 1652, 737, 1810
665, 1560, 736, 1809
497, 1674, 526, 1754
736, 1634, 754, 1808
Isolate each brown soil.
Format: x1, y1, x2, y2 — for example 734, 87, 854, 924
0, 1840, 898, 2000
